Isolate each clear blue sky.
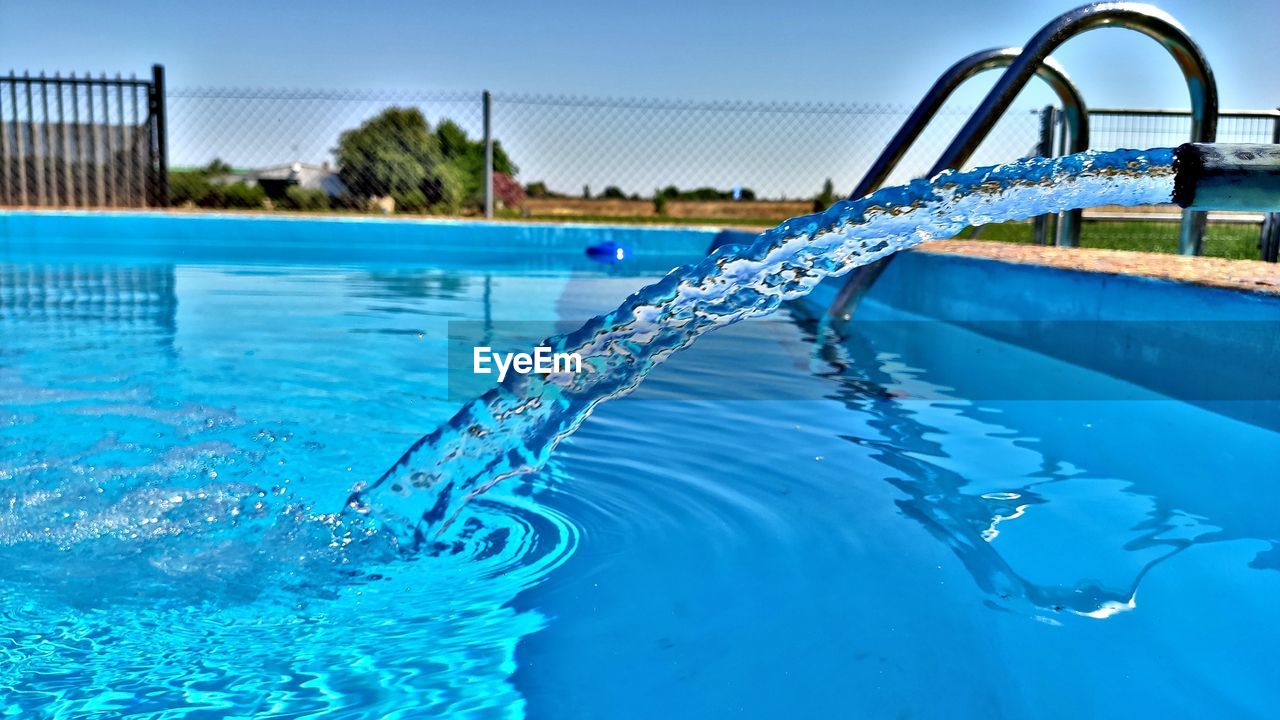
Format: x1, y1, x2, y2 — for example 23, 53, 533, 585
3, 0, 1277, 109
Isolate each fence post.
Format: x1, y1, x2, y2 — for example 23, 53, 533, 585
149, 64, 168, 207
37, 72, 50, 207
483, 90, 493, 219
55, 73, 70, 207
86, 70, 100, 206
1259, 112, 1280, 263
100, 76, 115, 207
0, 78, 9, 206
15, 72, 28, 204
73, 73, 88, 208
1031, 105, 1058, 246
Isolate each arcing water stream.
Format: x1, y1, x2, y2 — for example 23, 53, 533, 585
347, 147, 1180, 546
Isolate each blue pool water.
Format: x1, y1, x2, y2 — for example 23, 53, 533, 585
3, 202, 1279, 715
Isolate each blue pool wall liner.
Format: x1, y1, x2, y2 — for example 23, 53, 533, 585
715, 227, 1280, 426
714, 223, 1280, 320
807, 249, 1280, 430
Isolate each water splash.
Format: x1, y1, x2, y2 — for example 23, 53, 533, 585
348, 148, 1178, 544
0, 370, 579, 716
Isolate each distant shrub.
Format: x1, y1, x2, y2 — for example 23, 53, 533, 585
493, 172, 526, 209
654, 191, 667, 216
331, 192, 367, 211
813, 178, 836, 212
169, 170, 214, 207
525, 181, 557, 198
205, 158, 233, 176
169, 159, 241, 207
281, 186, 331, 211
216, 182, 267, 209
391, 188, 429, 213
599, 186, 627, 200
680, 187, 731, 201
653, 185, 756, 202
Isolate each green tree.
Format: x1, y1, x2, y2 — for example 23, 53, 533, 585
600, 186, 626, 199
525, 181, 553, 198
433, 120, 515, 175
168, 158, 235, 206
333, 107, 460, 213
205, 158, 233, 176
813, 178, 836, 212
169, 171, 214, 206
432, 119, 517, 209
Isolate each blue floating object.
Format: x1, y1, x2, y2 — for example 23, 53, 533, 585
585, 241, 630, 263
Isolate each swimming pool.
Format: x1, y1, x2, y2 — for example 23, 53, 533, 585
2, 212, 1278, 718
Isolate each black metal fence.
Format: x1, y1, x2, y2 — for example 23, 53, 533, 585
0, 66, 168, 208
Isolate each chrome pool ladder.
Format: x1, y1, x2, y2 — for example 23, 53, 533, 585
830, 1, 1219, 319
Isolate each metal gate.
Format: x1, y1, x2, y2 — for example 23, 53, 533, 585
0, 64, 168, 208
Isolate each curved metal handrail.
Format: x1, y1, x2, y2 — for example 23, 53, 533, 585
850, 47, 1089, 201
934, 2, 1217, 255
827, 48, 1088, 318
830, 2, 1220, 320
848, 46, 1089, 249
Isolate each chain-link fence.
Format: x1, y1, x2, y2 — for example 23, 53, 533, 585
484, 94, 1043, 201
164, 87, 1043, 220
161, 88, 1280, 259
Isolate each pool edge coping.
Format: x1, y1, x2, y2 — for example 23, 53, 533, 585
913, 239, 1280, 297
